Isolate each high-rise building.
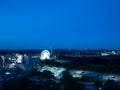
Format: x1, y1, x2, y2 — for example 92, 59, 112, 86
29, 55, 40, 70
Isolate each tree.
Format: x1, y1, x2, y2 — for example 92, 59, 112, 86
41, 79, 60, 90
103, 80, 120, 90
94, 80, 103, 89
42, 70, 54, 79
60, 71, 85, 90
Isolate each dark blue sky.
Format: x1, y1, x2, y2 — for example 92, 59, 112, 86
0, 0, 120, 49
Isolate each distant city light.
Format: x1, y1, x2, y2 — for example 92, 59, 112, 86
40, 50, 50, 60
16, 54, 23, 63
40, 66, 66, 79
1, 55, 5, 60
112, 51, 116, 55
9, 63, 16, 68
5, 72, 11, 75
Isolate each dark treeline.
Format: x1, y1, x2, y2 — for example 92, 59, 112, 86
1, 70, 85, 90
41, 55, 120, 74
58, 55, 120, 65
0, 50, 42, 54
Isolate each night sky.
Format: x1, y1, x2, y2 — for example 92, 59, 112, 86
0, 0, 120, 49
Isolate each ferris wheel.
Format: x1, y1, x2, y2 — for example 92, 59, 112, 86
40, 50, 50, 60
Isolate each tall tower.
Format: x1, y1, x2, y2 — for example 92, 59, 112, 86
50, 45, 53, 53
1, 56, 5, 68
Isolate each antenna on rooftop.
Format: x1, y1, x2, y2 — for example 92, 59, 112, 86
50, 45, 53, 53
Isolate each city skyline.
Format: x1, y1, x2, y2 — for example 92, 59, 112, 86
0, 0, 120, 49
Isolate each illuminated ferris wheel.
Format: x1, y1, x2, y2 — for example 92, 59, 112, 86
40, 50, 50, 60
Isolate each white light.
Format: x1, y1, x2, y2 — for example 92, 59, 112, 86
40, 50, 50, 60
5, 72, 11, 75
17, 55, 23, 63
9, 63, 16, 68
1, 56, 5, 60
40, 66, 66, 79
112, 51, 116, 55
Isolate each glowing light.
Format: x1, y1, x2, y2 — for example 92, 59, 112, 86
9, 63, 16, 68
16, 54, 23, 63
101, 52, 110, 56
40, 66, 66, 79
5, 72, 11, 75
1, 56, 5, 60
40, 50, 50, 60
112, 51, 116, 55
